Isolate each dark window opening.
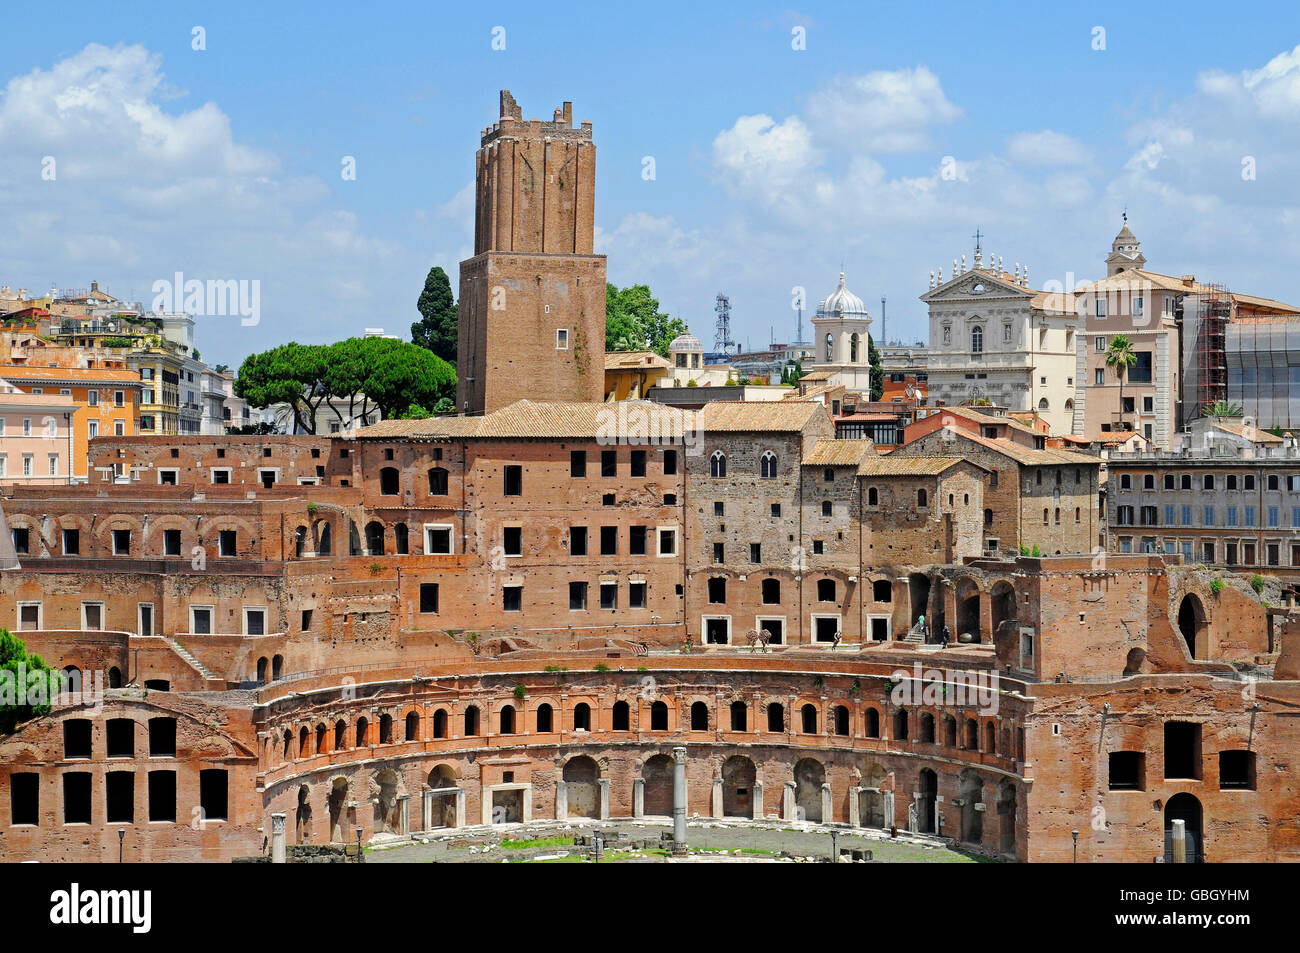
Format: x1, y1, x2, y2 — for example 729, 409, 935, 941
63, 772, 92, 824
148, 770, 176, 822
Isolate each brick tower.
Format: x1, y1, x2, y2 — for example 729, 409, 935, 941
455, 91, 607, 414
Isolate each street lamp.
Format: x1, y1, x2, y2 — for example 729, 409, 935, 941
118, 827, 125, 863
1072, 828, 1079, 863
355, 826, 363, 863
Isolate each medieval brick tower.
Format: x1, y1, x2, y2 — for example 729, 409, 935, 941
455, 91, 607, 414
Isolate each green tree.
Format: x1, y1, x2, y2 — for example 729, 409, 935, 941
1203, 399, 1244, 418
606, 283, 685, 357
868, 333, 884, 402
0, 630, 59, 735
234, 342, 333, 434
324, 337, 456, 425
1105, 334, 1138, 431
411, 266, 458, 363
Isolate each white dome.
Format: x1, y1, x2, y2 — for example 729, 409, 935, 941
668, 330, 703, 351
816, 273, 871, 320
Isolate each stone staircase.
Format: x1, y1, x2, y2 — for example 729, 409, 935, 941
162, 636, 218, 681
903, 622, 926, 644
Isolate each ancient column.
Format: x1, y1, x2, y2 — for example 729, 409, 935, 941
782, 781, 797, 821
711, 778, 723, 818
820, 782, 832, 824
555, 780, 569, 821
1171, 818, 1187, 863
397, 794, 410, 836
270, 812, 287, 864
672, 746, 687, 854
751, 780, 764, 820
421, 790, 433, 832
598, 779, 611, 820
848, 786, 862, 827
633, 777, 645, 818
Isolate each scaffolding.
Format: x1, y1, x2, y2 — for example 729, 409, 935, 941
713, 293, 734, 355
1193, 283, 1230, 417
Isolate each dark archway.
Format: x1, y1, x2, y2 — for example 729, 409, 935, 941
327, 777, 348, 842
722, 755, 756, 817
563, 756, 600, 819
959, 770, 983, 843
908, 572, 931, 634
1164, 793, 1203, 862
1178, 594, 1207, 659
794, 758, 825, 822
918, 768, 937, 834
956, 578, 981, 641
990, 580, 1016, 635
365, 521, 385, 556
997, 779, 1016, 855
642, 754, 674, 816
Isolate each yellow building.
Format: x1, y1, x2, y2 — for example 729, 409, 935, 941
604, 350, 671, 400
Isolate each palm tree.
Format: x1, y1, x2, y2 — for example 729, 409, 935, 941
1203, 399, 1244, 418
1106, 334, 1138, 432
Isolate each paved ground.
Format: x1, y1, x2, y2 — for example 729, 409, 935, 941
367, 819, 989, 863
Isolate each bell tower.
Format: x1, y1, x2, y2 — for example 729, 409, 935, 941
456, 91, 607, 414
1106, 214, 1146, 276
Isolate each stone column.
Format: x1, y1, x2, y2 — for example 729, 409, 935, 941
1171, 819, 1187, 863
909, 792, 922, 833
711, 778, 723, 818
521, 785, 533, 823
421, 790, 433, 832
397, 795, 410, 836
848, 786, 862, 827
454, 788, 466, 828
633, 778, 645, 818
598, 779, 611, 820
555, 780, 569, 821
782, 781, 797, 821
883, 791, 895, 828
820, 782, 833, 824
270, 812, 286, 863
672, 746, 687, 854
752, 780, 764, 820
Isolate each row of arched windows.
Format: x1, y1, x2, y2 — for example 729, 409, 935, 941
267, 699, 1023, 766
710, 451, 779, 479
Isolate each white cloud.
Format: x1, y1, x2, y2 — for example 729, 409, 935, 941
1006, 130, 1091, 166
804, 67, 962, 153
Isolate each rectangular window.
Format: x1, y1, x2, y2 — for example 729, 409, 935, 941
503, 586, 522, 612
1268, 506, 1280, 528
658, 528, 677, 556
18, 602, 41, 630
1245, 475, 1256, 491
11, 528, 29, 555
629, 525, 647, 555
662, 449, 678, 475
1180, 506, 1192, 526
190, 606, 212, 635
419, 583, 439, 613
148, 770, 177, 822
555, 328, 569, 350
424, 525, 453, 554
601, 450, 617, 477
1164, 505, 1175, 526
631, 449, 646, 478
629, 581, 647, 608
62, 529, 80, 555
503, 465, 522, 496
63, 772, 92, 824
1094, 368, 1104, 385
750, 543, 761, 563
10, 772, 38, 826
163, 529, 182, 556
570, 451, 586, 478
243, 608, 266, 636
569, 581, 587, 610
82, 602, 104, 631
1227, 507, 1238, 527
1203, 507, 1214, 527
570, 526, 588, 556
105, 770, 134, 824
112, 529, 131, 555
1095, 336, 1106, 352
1245, 506, 1256, 527
600, 582, 617, 610
219, 530, 237, 556
600, 526, 618, 556
713, 542, 724, 564
199, 769, 228, 821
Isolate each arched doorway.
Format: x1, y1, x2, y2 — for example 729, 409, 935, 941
1178, 594, 1207, 659
563, 756, 600, 819
959, 770, 983, 843
375, 769, 401, 834
917, 769, 937, 834
859, 763, 887, 828
295, 784, 313, 843
428, 764, 458, 828
1164, 793, 1203, 862
990, 581, 1016, 634
956, 578, 981, 641
794, 758, 825, 822
642, 754, 674, 816
997, 779, 1016, 855
327, 777, 349, 842
365, 521, 385, 556
722, 755, 756, 817
908, 572, 932, 636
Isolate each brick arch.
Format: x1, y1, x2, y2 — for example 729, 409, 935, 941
5, 513, 48, 555
196, 515, 260, 548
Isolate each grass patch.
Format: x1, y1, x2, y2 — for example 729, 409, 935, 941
501, 835, 574, 850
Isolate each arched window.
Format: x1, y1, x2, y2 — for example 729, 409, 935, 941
499, 705, 515, 735
767, 702, 784, 732
1064, 398, 1074, 412
379, 713, 393, 744
971, 326, 984, 353
536, 703, 553, 733
985, 508, 994, 526
761, 578, 780, 604
760, 450, 778, 479
710, 451, 727, 478
1038, 397, 1049, 410
294, 525, 307, 558
730, 701, 747, 731
573, 703, 591, 731
690, 701, 708, 731
801, 704, 817, 733
355, 717, 368, 747
379, 467, 399, 495
394, 523, 409, 555
463, 706, 479, 736
825, 332, 834, 363
432, 709, 447, 738
864, 708, 880, 738
428, 467, 449, 495
651, 701, 668, 730
365, 521, 385, 556
917, 488, 928, 508
850, 333, 860, 363
612, 700, 630, 731
405, 711, 419, 741
868, 486, 878, 506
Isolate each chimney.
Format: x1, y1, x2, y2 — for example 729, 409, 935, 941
91, 280, 99, 293
1181, 275, 1195, 287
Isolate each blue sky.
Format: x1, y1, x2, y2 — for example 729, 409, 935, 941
1, 1, 1298, 366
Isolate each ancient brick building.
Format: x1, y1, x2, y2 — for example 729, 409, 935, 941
456, 92, 606, 415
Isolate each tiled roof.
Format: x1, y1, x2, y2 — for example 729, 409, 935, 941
604, 350, 670, 370
941, 406, 1040, 437
0, 365, 141, 384
858, 455, 976, 477
803, 439, 874, 467
700, 400, 828, 432
941, 430, 1100, 467
358, 400, 694, 440
1214, 423, 1283, 445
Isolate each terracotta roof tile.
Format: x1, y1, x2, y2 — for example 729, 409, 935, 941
803, 439, 875, 467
